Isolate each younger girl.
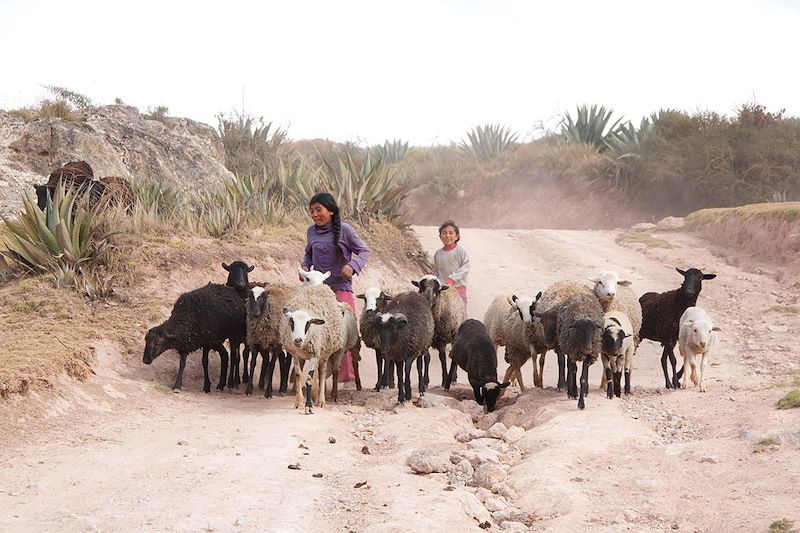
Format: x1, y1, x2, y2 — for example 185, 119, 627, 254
301, 192, 371, 383
433, 220, 470, 318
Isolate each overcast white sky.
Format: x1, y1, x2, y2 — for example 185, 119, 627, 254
1, 0, 798, 145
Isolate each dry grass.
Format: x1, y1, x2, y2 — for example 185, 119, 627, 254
753, 436, 781, 453
766, 305, 800, 316
8, 99, 82, 122
777, 390, 800, 409
770, 518, 795, 533
615, 232, 676, 249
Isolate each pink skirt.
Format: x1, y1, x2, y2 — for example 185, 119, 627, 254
335, 290, 356, 382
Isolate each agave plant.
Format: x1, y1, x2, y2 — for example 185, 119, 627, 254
0, 183, 115, 286
606, 117, 655, 159
217, 112, 288, 179
461, 124, 518, 162
371, 139, 409, 164
559, 104, 623, 152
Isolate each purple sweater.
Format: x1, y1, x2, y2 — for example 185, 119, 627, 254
302, 222, 371, 292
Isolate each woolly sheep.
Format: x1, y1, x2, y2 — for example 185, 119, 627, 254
356, 287, 399, 391
222, 260, 255, 388
325, 302, 362, 401
640, 267, 717, 389
143, 283, 245, 393
558, 293, 604, 410
412, 275, 465, 388
299, 267, 331, 286
486, 293, 542, 392
599, 311, 634, 399
280, 283, 345, 413
678, 306, 720, 392
244, 283, 295, 397
445, 319, 510, 412
374, 291, 435, 404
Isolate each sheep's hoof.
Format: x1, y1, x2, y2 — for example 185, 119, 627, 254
305, 406, 314, 414
578, 398, 585, 410
172, 388, 181, 394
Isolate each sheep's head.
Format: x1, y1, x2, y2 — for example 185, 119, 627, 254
357, 287, 384, 311
512, 292, 542, 324
283, 308, 325, 348
374, 312, 408, 348
588, 271, 631, 305
143, 326, 174, 364
571, 318, 602, 355
683, 319, 720, 350
248, 286, 269, 318
412, 275, 448, 307
602, 316, 631, 356
34, 184, 50, 211
534, 308, 559, 346
677, 268, 717, 299
299, 266, 331, 286
481, 381, 511, 412
223, 261, 254, 293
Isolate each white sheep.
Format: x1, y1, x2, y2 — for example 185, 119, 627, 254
678, 306, 720, 392
599, 311, 634, 399
280, 284, 345, 413
299, 266, 331, 286
485, 293, 541, 390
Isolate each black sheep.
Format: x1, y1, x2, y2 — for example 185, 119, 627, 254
445, 319, 510, 412
374, 291, 435, 404
222, 261, 254, 388
143, 283, 246, 393
639, 268, 716, 389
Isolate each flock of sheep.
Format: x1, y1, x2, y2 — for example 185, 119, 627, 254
142, 261, 721, 413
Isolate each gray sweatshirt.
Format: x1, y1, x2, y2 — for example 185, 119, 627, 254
433, 244, 470, 288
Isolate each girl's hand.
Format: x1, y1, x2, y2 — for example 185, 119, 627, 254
341, 264, 354, 280
446, 277, 455, 285
299, 265, 309, 283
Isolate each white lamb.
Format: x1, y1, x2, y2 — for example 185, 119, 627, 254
280, 284, 344, 413
678, 306, 720, 392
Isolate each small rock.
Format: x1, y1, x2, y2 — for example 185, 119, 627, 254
313, 473, 323, 478
699, 455, 719, 464
492, 508, 530, 524
468, 438, 505, 450
472, 463, 507, 489
631, 222, 657, 232
672, 523, 679, 530
288, 463, 302, 470
570, 477, 586, 482
328, 437, 336, 444
501, 426, 525, 443
456, 428, 487, 443
408, 449, 451, 474
478, 521, 491, 529
354, 481, 368, 489
361, 446, 371, 455
298, 443, 308, 449
458, 492, 492, 523
486, 423, 508, 439
484, 496, 507, 512
622, 509, 639, 523
500, 521, 528, 531
492, 482, 517, 500
475, 487, 494, 503
454, 459, 474, 477
177, 440, 188, 446
657, 216, 685, 230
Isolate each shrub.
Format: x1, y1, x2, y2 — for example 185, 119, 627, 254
559, 104, 623, 152
461, 123, 518, 162
217, 112, 288, 179
777, 390, 800, 409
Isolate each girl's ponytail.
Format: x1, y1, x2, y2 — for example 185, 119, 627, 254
310, 192, 345, 263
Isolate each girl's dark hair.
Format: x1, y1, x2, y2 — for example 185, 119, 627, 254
310, 192, 345, 262
438, 220, 460, 243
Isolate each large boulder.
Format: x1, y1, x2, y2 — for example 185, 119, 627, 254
0, 105, 235, 217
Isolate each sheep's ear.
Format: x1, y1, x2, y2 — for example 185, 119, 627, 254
411, 280, 420, 288
298, 267, 307, 278
535, 291, 542, 302
712, 326, 721, 332
323, 271, 331, 280
222, 263, 230, 271
356, 293, 365, 300
609, 316, 622, 327
703, 273, 717, 280
588, 277, 599, 283
617, 280, 632, 287
440, 285, 450, 291
247, 265, 255, 272
310, 318, 325, 326
381, 292, 393, 301
499, 382, 511, 389
676, 268, 686, 276
282, 307, 290, 317
395, 314, 408, 327
512, 295, 518, 303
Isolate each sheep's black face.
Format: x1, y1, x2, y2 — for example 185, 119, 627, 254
34, 185, 50, 211
572, 318, 599, 354
678, 267, 716, 298
143, 327, 171, 364
412, 277, 444, 307
482, 382, 510, 412
247, 288, 268, 318
537, 309, 559, 346
223, 261, 254, 292
602, 328, 625, 355
375, 314, 407, 348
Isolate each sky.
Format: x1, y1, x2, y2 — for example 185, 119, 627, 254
1, 0, 799, 146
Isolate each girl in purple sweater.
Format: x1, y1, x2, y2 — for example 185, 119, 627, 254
301, 192, 371, 382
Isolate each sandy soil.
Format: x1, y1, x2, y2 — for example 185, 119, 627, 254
1, 226, 799, 532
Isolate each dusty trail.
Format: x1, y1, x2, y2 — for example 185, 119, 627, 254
1, 226, 798, 532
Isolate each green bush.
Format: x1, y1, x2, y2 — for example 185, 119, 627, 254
462, 124, 518, 162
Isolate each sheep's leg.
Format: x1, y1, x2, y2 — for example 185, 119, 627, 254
352, 344, 362, 392
502, 365, 516, 390
600, 355, 610, 392
263, 349, 278, 398
438, 347, 447, 388
201, 347, 212, 393
227, 341, 240, 389
537, 349, 547, 389
624, 352, 633, 395
404, 357, 415, 403
278, 350, 290, 396
293, 358, 304, 409
395, 361, 405, 403
578, 359, 590, 410
258, 355, 268, 389
305, 356, 318, 414
374, 351, 384, 391
604, 366, 614, 399
567, 360, 578, 400
660, 344, 673, 389
515, 361, 526, 392
416, 356, 426, 395
316, 358, 327, 408
239, 344, 250, 388
245, 347, 259, 396
668, 344, 681, 389
699, 353, 708, 392
613, 371, 622, 398
173, 352, 188, 392
556, 348, 566, 392
216, 344, 229, 392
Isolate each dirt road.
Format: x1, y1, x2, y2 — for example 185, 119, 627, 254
1, 226, 798, 532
